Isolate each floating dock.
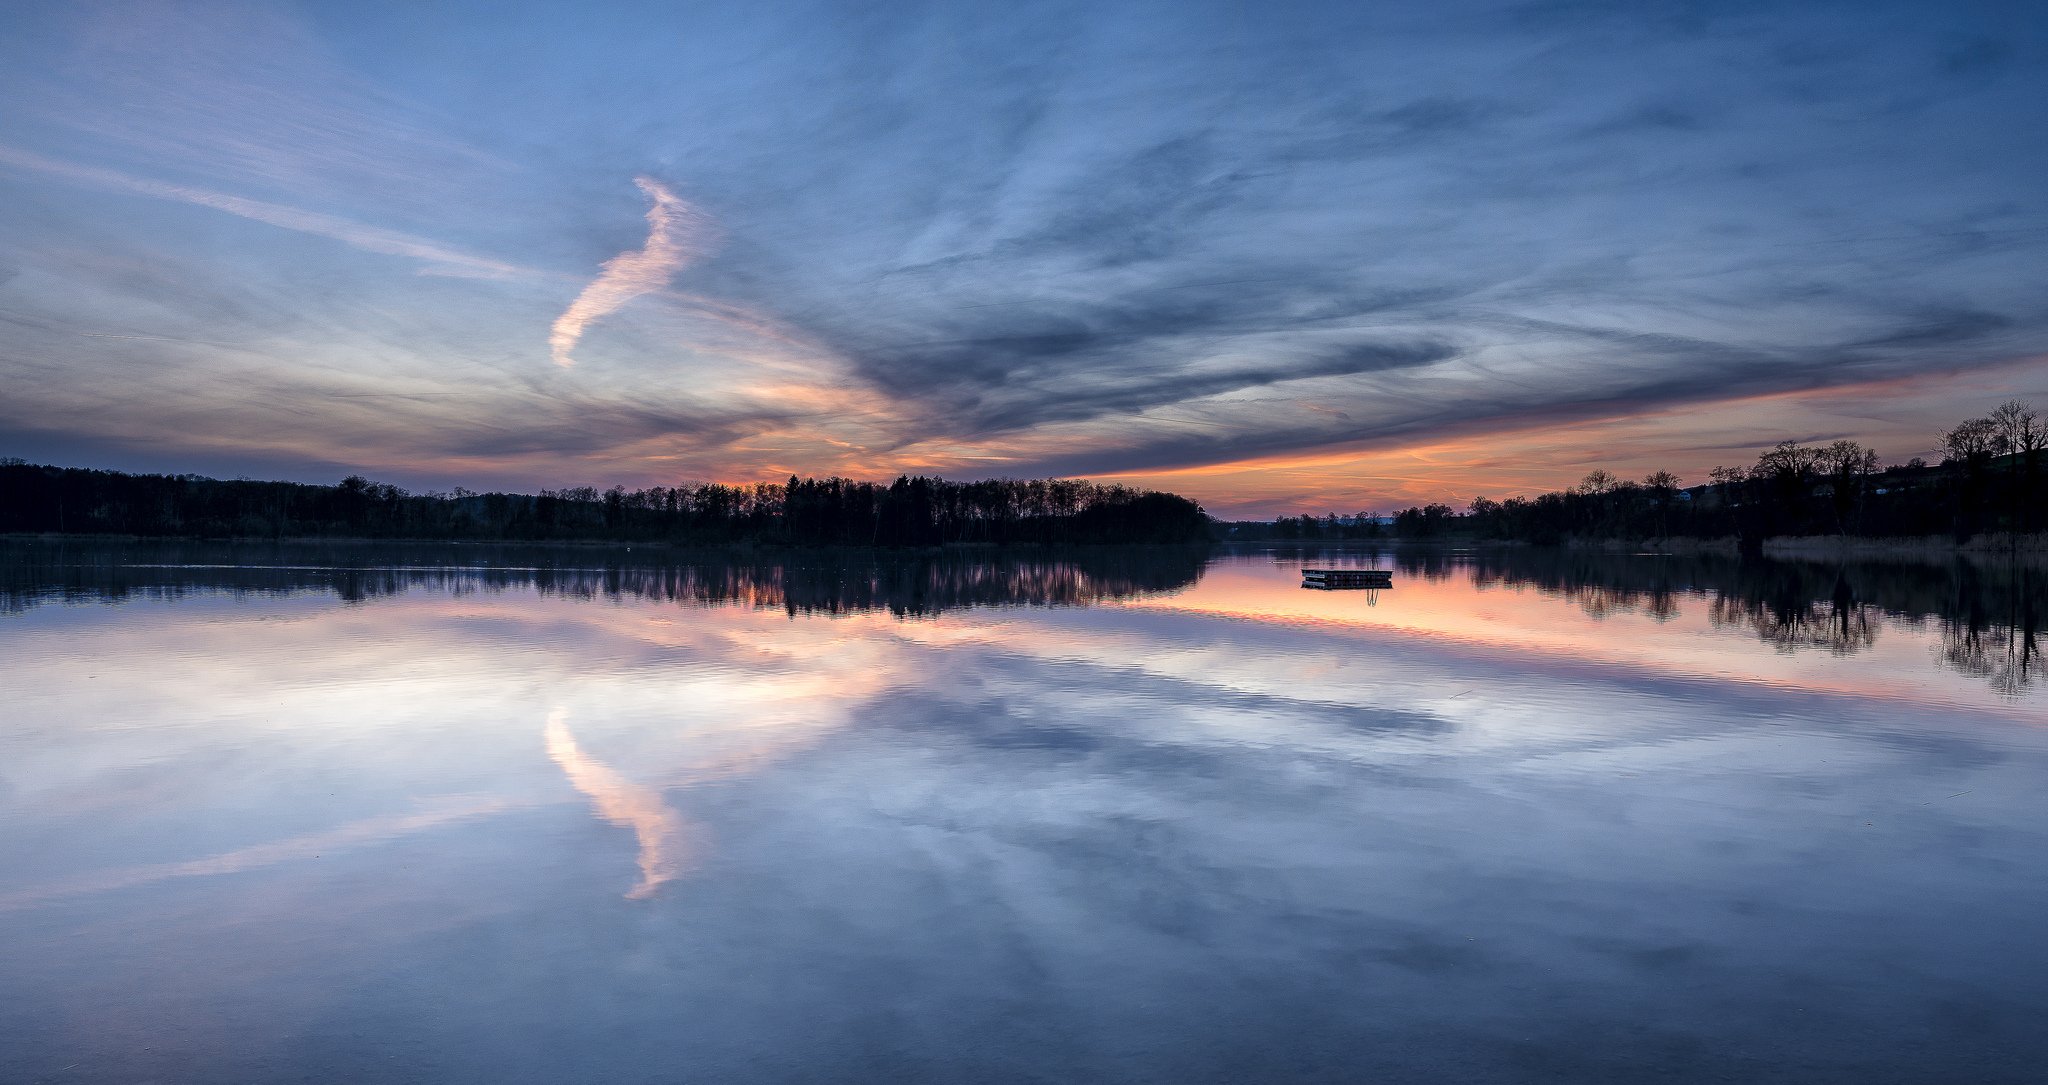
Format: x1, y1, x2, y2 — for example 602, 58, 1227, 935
1301, 568, 1393, 590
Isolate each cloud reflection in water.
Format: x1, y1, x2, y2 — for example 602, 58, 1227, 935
544, 707, 687, 899
0, 546, 2045, 1082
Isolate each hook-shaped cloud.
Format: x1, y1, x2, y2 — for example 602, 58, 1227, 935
550, 176, 714, 368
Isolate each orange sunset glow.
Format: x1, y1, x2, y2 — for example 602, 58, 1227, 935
3, 4, 2045, 514
5, 3, 2048, 1079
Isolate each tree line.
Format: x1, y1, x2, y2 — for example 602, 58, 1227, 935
1247, 399, 2043, 545
0, 463, 1212, 546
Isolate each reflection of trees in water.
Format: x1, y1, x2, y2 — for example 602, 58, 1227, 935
1942, 623, 2040, 698
1937, 566, 2042, 697
1562, 582, 1682, 623
0, 540, 1208, 618
1346, 545, 2043, 696
1706, 583, 1880, 656
1267, 545, 1690, 620
1435, 549, 1688, 622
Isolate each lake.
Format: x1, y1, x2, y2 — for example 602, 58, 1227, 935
2, 540, 2044, 1083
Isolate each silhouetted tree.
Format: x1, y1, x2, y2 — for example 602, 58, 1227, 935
0, 464, 1212, 547
1990, 399, 2043, 535
1644, 471, 1680, 538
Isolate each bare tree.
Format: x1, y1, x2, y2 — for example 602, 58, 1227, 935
1989, 400, 2039, 453
1644, 471, 1680, 537
1818, 440, 1879, 535
1990, 399, 2043, 534
1943, 416, 2001, 539
1943, 417, 1999, 465
1756, 439, 1825, 481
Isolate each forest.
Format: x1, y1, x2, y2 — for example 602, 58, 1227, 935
1238, 399, 2045, 546
6, 399, 2038, 549
0, 465, 1212, 547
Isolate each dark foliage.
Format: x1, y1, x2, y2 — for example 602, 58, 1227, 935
1257, 400, 2043, 545
1219, 513, 1394, 541
0, 463, 1211, 547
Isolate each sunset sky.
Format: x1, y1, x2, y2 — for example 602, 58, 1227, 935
2, 1, 2044, 517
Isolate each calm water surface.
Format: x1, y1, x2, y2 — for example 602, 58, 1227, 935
2, 541, 2044, 1083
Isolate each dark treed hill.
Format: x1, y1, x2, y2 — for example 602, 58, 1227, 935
1459, 447, 2041, 546
0, 463, 1211, 547
1236, 399, 2044, 546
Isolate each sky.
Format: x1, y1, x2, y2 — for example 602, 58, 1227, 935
1, 0, 2045, 518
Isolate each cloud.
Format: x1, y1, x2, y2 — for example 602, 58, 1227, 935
4, 1, 2045, 503
1848, 308, 2012, 349
835, 272, 1471, 434
0, 143, 529, 280
969, 309, 2035, 482
549, 177, 714, 368
15, 1, 512, 211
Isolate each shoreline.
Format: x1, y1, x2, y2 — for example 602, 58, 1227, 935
1224, 533, 2048, 563
10, 531, 2048, 562
1598, 533, 2048, 559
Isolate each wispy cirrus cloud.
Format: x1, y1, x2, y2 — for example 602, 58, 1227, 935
10, 1, 512, 210
549, 176, 714, 368
3, 1, 2045, 509
0, 143, 529, 280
